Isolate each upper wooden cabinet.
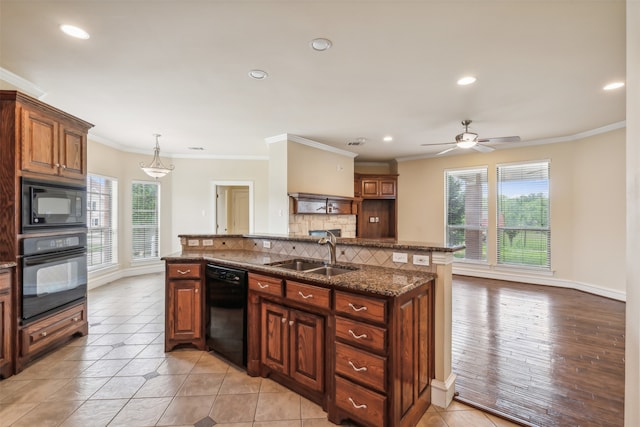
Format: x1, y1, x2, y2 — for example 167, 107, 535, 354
1, 91, 93, 182
356, 175, 397, 199
289, 193, 354, 215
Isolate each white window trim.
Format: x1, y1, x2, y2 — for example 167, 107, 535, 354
131, 180, 161, 262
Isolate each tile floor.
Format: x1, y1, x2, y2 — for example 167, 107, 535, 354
0, 273, 519, 427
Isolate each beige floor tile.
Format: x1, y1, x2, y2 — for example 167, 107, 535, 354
45, 377, 109, 401
10, 400, 83, 427
302, 419, 340, 427
156, 356, 199, 375
218, 370, 262, 395
260, 377, 290, 393
77, 359, 129, 377
211, 423, 252, 427
176, 373, 225, 396
209, 393, 258, 423
156, 395, 216, 425
58, 398, 128, 427
137, 322, 164, 333
301, 397, 327, 419
254, 421, 301, 427
16, 359, 94, 380
100, 315, 133, 324
416, 410, 449, 427
0, 380, 32, 402
485, 413, 523, 427
191, 353, 230, 374
2, 378, 71, 404
62, 345, 113, 360
441, 408, 498, 427
114, 357, 164, 377
254, 391, 301, 421
108, 323, 144, 334
107, 397, 173, 427
90, 375, 146, 399
126, 315, 158, 324
136, 344, 168, 359
100, 344, 146, 359
0, 402, 38, 426
123, 332, 161, 345
134, 374, 187, 398
91, 333, 132, 346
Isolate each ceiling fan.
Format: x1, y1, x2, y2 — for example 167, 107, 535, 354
422, 120, 521, 155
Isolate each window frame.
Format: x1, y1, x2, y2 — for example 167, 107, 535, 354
131, 180, 160, 262
87, 173, 118, 271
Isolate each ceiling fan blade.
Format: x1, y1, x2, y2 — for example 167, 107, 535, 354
477, 136, 521, 144
437, 146, 458, 156
420, 142, 456, 146
472, 144, 495, 153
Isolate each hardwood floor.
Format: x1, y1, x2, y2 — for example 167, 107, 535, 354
451, 275, 625, 427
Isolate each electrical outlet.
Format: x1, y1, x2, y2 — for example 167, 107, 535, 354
202, 239, 214, 246
263, 241, 271, 249
187, 239, 199, 246
392, 252, 408, 263
413, 254, 430, 266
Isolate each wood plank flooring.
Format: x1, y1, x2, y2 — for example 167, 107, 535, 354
451, 275, 625, 427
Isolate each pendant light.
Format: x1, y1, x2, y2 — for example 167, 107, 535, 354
140, 133, 174, 179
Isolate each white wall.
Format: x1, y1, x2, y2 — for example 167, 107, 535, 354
397, 128, 626, 299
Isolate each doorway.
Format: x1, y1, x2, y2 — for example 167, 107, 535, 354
212, 181, 254, 234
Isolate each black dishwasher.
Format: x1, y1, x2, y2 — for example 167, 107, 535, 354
205, 264, 248, 367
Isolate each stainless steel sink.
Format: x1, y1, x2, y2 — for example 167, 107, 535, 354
305, 265, 358, 277
267, 258, 358, 276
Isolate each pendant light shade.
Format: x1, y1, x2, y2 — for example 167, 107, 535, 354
140, 133, 174, 179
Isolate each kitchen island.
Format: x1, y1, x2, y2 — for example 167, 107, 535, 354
163, 233, 461, 426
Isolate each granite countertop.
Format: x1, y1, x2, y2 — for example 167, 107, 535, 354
179, 233, 464, 253
163, 250, 436, 297
0, 261, 17, 269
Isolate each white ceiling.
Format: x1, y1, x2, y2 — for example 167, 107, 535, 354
0, 0, 626, 162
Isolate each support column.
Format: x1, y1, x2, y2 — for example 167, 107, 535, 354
430, 251, 456, 408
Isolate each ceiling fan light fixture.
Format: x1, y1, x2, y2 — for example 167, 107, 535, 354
140, 134, 175, 179
456, 132, 478, 148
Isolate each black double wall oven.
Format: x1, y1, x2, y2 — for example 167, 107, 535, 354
20, 178, 88, 324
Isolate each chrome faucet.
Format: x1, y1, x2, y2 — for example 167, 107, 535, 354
318, 230, 337, 265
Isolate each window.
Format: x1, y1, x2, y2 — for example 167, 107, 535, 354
131, 181, 159, 260
445, 167, 488, 261
87, 175, 118, 270
497, 161, 550, 269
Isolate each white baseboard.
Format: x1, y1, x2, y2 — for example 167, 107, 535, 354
431, 372, 457, 408
453, 264, 626, 302
88, 262, 164, 290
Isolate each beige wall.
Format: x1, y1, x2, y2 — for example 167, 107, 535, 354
397, 128, 626, 297
287, 141, 355, 197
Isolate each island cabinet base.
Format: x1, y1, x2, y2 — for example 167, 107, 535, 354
247, 271, 434, 427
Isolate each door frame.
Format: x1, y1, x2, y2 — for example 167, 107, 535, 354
211, 180, 254, 234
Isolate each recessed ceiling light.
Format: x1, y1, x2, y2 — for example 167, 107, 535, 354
457, 76, 477, 86
383, 136, 393, 143
248, 69, 268, 80
603, 81, 625, 90
310, 38, 332, 51
60, 24, 90, 40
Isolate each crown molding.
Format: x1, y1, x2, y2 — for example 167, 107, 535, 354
395, 121, 627, 163
265, 133, 358, 158
0, 67, 47, 99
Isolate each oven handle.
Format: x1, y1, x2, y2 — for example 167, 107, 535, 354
23, 248, 87, 266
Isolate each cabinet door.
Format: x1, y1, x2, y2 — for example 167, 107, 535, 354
379, 180, 396, 198
361, 180, 379, 197
0, 292, 11, 373
261, 301, 288, 375
59, 124, 86, 179
167, 280, 202, 341
289, 309, 324, 392
21, 108, 60, 175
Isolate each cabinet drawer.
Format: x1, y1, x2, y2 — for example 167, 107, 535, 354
335, 316, 386, 353
335, 291, 386, 324
20, 302, 86, 357
335, 342, 386, 393
335, 376, 386, 427
249, 273, 283, 297
167, 263, 201, 279
286, 281, 330, 310
0, 269, 11, 293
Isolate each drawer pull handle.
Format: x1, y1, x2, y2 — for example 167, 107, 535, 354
298, 291, 313, 299
348, 303, 368, 312
348, 397, 367, 410
72, 317, 79, 322
177, 269, 191, 275
54, 163, 60, 168
289, 320, 294, 326
61, 164, 67, 169
41, 331, 48, 337
348, 360, 368, 372
258, 282, 269, 289
348, 329, 368, 340
281, 318, 287, 323
195, 288, 199, 293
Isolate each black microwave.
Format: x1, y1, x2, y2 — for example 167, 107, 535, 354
21, 178, 87, 233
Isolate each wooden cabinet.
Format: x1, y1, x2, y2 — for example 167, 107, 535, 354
353, 174, 398, 239
289, 193, 354, 215
356, 175, 397, 199
165, 262, 205, 351
20, 96, 90, 179
330, 283, 433, 427
17, 301, 88, 372
0, 267, 13, 379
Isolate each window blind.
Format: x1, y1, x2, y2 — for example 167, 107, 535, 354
87, 175, 118, 270
131, 182, 159, 260
497, 161, 550, 269
445, 167, 488, 261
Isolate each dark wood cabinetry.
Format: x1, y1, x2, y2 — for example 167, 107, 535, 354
165, 262, 205, 351
0, 267, 13, 378
354, 174, 398, 239
289, 193, 354, 215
